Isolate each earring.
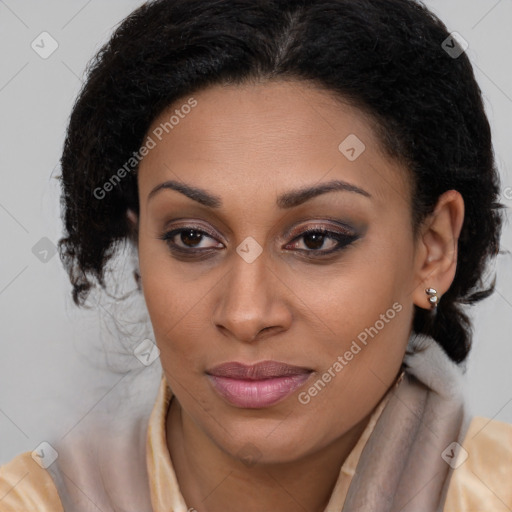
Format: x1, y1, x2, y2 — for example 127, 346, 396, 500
425, 288, 439, 309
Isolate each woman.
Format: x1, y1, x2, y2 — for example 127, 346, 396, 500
1, 0, 511, 510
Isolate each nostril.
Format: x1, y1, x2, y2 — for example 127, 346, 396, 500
256, 325, 282, 340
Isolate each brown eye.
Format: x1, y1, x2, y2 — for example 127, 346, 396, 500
179, 229, 205, 248
301, 231, 333, 250
159, 227, 223, 252
285, 227, 359, 256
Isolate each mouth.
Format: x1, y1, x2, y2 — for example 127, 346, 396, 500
206, 361, 313, 409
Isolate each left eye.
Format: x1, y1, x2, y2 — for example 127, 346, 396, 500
285, 228, 357, 254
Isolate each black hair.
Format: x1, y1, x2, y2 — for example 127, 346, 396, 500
58, 0, 504, 363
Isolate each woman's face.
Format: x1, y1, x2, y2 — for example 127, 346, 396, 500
136, 80, 422, 464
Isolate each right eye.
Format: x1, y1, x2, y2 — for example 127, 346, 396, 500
158, 226, 224, 254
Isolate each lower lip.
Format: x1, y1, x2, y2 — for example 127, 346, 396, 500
207, 373, 312, 408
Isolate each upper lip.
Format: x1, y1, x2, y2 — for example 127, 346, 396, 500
206, 360, 312, 380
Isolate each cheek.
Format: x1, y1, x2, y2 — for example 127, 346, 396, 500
295, 300, 412, 441
291, 226, 414, 338
138, 243, 189, 348
138, 241, 222, 379
294, 235, 414, 421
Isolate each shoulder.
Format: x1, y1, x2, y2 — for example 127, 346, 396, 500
444, 416, 512, 512
0, 451, 64, 512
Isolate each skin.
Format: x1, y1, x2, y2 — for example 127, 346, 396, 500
128, 79, 464, 512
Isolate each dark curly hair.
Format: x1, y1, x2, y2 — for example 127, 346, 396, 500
58, 0, 504, 364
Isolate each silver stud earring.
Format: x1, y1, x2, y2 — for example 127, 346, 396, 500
425, 288, 439, 309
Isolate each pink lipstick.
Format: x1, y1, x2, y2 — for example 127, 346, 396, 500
206, 361, 312, 408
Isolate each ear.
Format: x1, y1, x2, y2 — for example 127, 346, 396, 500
126, 208, 139, 243
412, 190, 465, 310
126, 208, 142, 289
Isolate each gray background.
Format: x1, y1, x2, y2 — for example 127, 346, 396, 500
1, 0, 511, 465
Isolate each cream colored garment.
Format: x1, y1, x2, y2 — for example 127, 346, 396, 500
1, 368, 512, 510
0, 374, 389, 512
146, 372, 392, 511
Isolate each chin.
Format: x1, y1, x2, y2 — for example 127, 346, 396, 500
204, 413, 325, 466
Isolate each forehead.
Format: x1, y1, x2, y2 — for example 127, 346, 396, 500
137, 80, 411, 213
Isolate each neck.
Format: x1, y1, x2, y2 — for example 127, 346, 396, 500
166, 398, 372, 512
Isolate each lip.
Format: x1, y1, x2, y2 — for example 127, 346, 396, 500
206, 361, 313, 408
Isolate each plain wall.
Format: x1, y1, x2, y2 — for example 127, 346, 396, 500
1, 0, 511, 464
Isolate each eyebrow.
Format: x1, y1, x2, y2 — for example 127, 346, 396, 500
147, 178, 371, 209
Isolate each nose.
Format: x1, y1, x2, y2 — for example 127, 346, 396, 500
212, 247, 292, 344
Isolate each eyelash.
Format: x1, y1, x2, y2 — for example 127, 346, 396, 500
158, 224, 359, 259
